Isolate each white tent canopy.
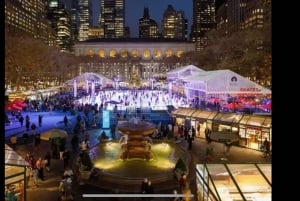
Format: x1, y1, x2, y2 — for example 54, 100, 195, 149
182, 69, 271, 95
63, 72, 114, 88
167, 66, 271, 101
166, 64, 205, 80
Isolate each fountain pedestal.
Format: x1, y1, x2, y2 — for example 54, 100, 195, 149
118, 118, 156, 160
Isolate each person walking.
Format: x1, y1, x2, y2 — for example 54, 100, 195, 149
35, 157, 44, 181
31, 167, 39, 187
141, 178, 148, 200
19, 115, 24, 128
179, 174, 187, 193
145, 180, 154, 201
10, 135, 17, 149
44, 151, 51, 172
262, 138, 270, 157
64, 116, 68, 127
31, 122, 37, 136
38, 115, 43, 127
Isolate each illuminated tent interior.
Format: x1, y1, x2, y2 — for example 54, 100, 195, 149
5, 144, 31, 201
196, 163, 271, 201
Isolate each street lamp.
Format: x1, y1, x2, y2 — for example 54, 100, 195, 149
114, 75, 120, 90
150, 77, 155, 90
254, 98, 260, 113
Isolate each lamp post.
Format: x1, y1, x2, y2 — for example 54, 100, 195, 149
254, 98, 260, 113
150, 77, 155, 90
114, 76, 120, 90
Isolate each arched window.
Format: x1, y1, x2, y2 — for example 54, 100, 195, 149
87, 49, 94, 57
131, 49, 139, 57
98, 49, 105, 58
143, 49, 150, 58
165, 49, 173, 57
120, 49, 128, 58
154, 49, 161, 58
177, 49, 183, 57
109, 49, 117, 57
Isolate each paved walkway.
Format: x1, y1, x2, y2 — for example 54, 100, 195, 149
5, 110, 271, 201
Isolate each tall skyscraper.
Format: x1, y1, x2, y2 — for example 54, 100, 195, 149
78, 0, 92, 41
227, 0, 247, 28
100, 0, 125, 38
139, 7, 160, 38
70, 0, 79, 42
162, 5, 187, 40
5, 0, 56, 46
46, 0, 72, 52
191, 0, 216, 51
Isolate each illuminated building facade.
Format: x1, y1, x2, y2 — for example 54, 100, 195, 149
46, 0, 72, 52
162, 5, 187, 40
100, 0, 125, 38
88, 27, 105, 39
74, 38, 195, 81
5, 0, 56, 46
191, 0, 216, 51
78, 0, 92, 41
139, 7, 160, 38
70, 0, 79, 42
225, 0, 266, 30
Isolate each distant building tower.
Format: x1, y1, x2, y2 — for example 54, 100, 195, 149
78, 0, 92, 41
100, 0, 125, 38
5, 0, 56, 46
217, 0, 266, 32
227, 0, 247, 29
139, 7, 160, 38
191, 0, 216, 51
216, 1, 228, 35
46, 1, 72, 52
71, 0, 79, 42
124, 26, 131, 38
162, 5, 187, 40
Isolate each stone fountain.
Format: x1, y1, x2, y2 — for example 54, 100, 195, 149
118, 117, 156, 160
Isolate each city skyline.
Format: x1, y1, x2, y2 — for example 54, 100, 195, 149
89, 0, 193, 38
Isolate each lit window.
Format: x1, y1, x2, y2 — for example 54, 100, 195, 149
177, 49, 183, 57
165, 49, 173, 57
98, 49, 105, 58
87, 49, 94, 57
143, 49, 150, 58
131, 49, 139, 57
120, 49, 128, 58
154, 50, 161, 58
110, 49, 117, 57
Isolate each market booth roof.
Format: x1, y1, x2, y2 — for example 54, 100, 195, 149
196, 163, 271, 201
171, 107, 271, 128
5, 144, 30, 185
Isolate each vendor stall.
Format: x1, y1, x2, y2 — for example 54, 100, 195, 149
210, 112, 244, 143
190, 110, 218, 138
238, 115, 272, 149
